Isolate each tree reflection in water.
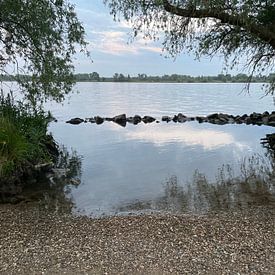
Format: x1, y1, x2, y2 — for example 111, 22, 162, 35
22, 133, 275, 216
22, 147, 82, 214
117, 148, 275, 215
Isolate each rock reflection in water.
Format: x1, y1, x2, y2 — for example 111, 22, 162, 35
22, 147, 82, 214
116, 154, 275, 214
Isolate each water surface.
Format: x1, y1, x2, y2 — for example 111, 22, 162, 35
46, 82, 275, 216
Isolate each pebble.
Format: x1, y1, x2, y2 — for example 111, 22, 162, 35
0, 204, 274, 274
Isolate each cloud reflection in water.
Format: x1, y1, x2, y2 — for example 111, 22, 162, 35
124, 123, 249, 150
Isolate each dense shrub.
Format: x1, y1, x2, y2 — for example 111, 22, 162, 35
0, 117, 29, 177
0, 93, 56, 180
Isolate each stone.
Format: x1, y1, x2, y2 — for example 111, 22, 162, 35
133, 115, 142, 125
245, 117, 252, 124
217, 117, 228, 124
172, 115, 178, 122
94, 116, 104, 125
196, 117, 206, 123
207, 113, 219, 120
113, 114, 126, 122
112, 115, 126, 127
162, 116, 171, 122
177, 113, 187, 122
268, 114, 275, 122
142, 116, 156, 123
218, 113, 230, 121
113, 114, 127, 127
127, 115, 142, 125
262, 116, 269, 124
66, 118, 84, 125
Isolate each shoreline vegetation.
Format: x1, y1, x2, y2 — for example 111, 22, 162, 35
1, 72, 274, 83
0, 94, 59, 202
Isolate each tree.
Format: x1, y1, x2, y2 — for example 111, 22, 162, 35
104, 0, 275, 93
138, 73, 148, 80
113, 73, 119, 81
118, 73, 126, 81
0, 0, 88, 107
90, 72, 100, 81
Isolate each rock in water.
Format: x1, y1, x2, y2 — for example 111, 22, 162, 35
207, 113, 219, 120
142, 116, 156, 124
133, 115, 142, 125
128, 115, 142, 125
177, 113, 187, 123
66, 118, 84, 125
94, 116, 104, 125
162, 116, 171, 122
113, 114, 127, 127
172, 115, 178, 122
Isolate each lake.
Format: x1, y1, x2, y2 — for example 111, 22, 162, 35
45, 82, 275, 216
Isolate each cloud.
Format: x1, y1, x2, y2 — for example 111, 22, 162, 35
89, 30, 162, 56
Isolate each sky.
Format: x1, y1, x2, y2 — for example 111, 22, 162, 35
71, 0, 241, 77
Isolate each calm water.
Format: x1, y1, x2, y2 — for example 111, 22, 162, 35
45, 82, 275, 216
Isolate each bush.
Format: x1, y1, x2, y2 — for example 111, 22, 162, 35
0, 93, 56, 180
0, 117, 29, 177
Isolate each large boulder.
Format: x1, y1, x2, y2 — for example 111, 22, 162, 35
66, 118, 84, 125
113, 114, 127, 127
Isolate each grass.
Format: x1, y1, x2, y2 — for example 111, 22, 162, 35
0, 93, 56, 182
0, 117, 29, 177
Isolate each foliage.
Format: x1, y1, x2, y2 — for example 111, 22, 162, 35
0, 0, 88, 107
104, 0, 275, 93
72, 72, 271, 83
0, 117, 28, 176
0, 94, 54, 178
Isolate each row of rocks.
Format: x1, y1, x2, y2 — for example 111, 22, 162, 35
66, 111, 275, 127
66, 114, 156, 127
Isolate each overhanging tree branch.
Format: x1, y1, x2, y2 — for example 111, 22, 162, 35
162, 0, 275, 49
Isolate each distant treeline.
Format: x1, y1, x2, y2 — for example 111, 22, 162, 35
1, 72, 274, 83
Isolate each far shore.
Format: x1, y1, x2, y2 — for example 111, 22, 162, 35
1, 72, 272, 84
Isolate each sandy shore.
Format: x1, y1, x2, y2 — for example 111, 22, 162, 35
0, 204, 274, 274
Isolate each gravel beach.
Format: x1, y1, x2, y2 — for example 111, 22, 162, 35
0, 204, 274, 274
